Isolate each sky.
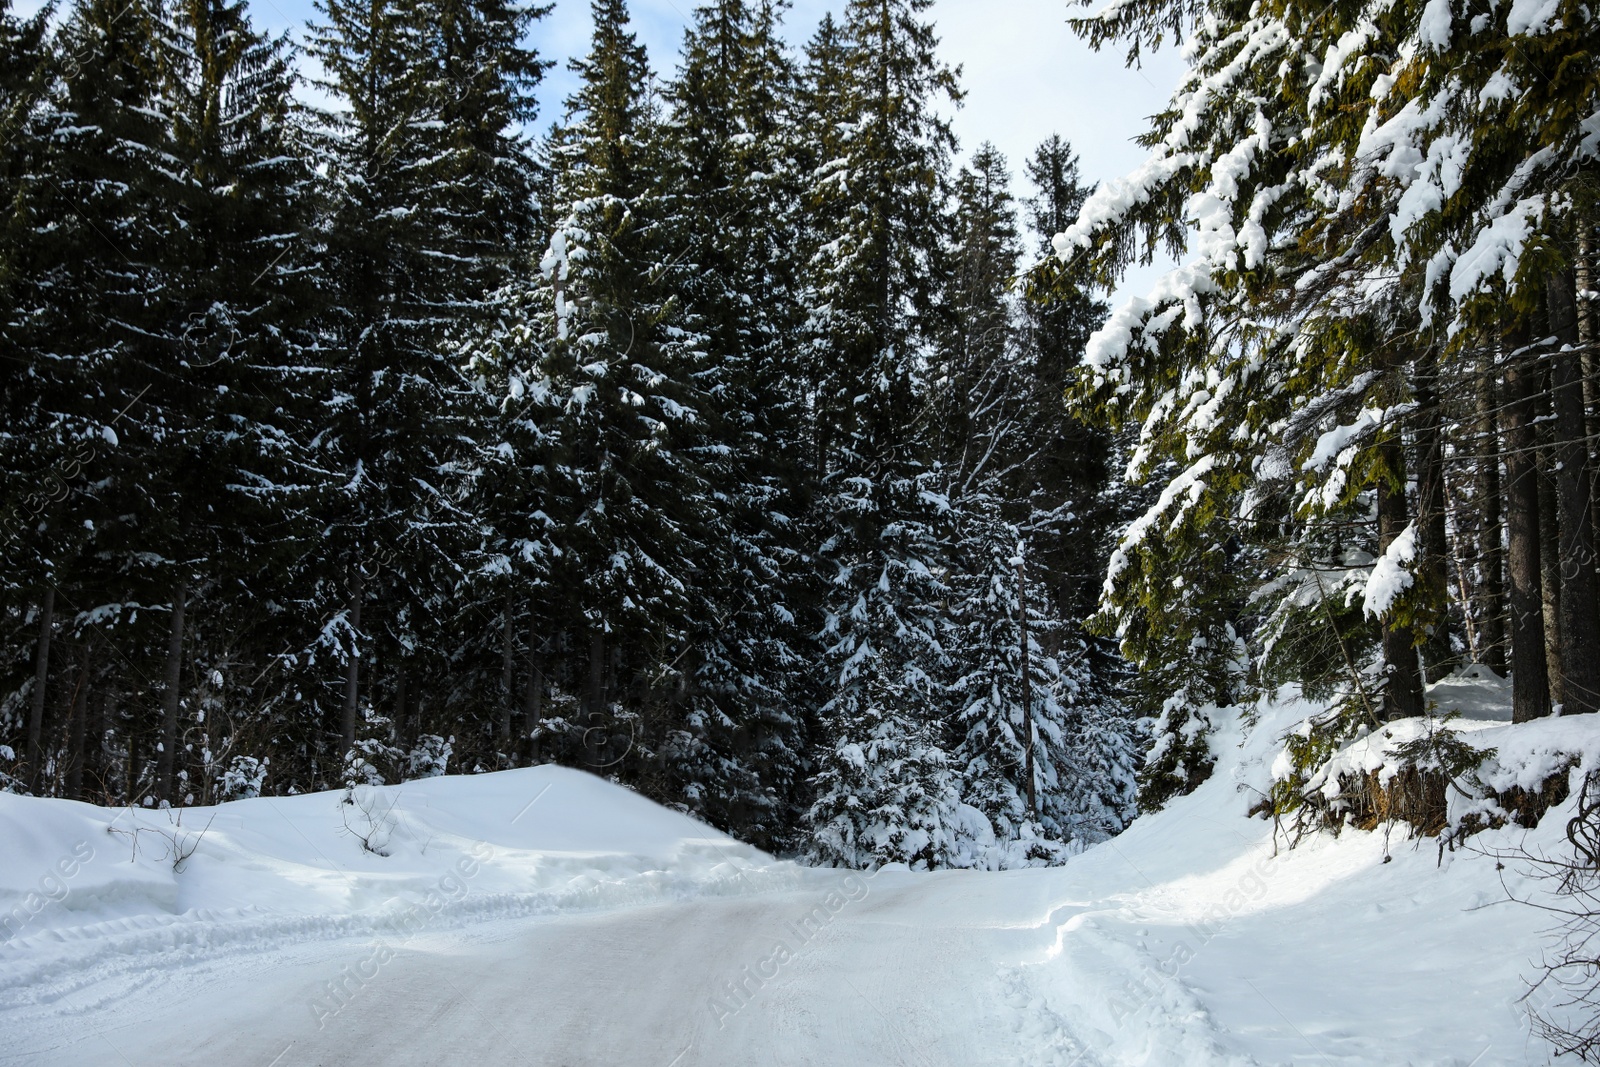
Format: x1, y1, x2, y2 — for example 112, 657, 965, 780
499, 0, 1191, 221
24, 0, 1189, 298
253, 0, 1187, 294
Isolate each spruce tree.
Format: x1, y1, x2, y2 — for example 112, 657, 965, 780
1017, 136, 1112, 621
476, 0, 714, 787
307, 0, 546, 768
948, 519, 1077, 865
657, 0, 810, 845
940, 139, 1135, 860
427, 0, 549, 767
146, 0, 325, 800
799, 0, 965, 869
23, 0, 194, 801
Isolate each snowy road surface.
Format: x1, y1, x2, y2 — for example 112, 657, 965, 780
0, 681, 1581, 1065
8, 876, 1069, 1067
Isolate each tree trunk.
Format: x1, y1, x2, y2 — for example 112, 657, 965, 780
127, 729, 141, 804
588, 628, 605, 715
65, 643, 91, 800
1538, 419, 1565, 707
1377, 432, 1425, 721
1016, 557, 1036, 818
1476, 353, 1507, 673
392, 667, 408, 747
1549, 270, 1600, 714
157, 579, 188, 802
1505, 346, 1552, 722
340, 568, 365, 760
500, 604, 516, 751
1413, 347, 1455, 680
525, 620, 543, 765
25, 587, 55, 794
87, 684, 115, 803
1444, 477, 1481, 662
1577, 227, 1600, 566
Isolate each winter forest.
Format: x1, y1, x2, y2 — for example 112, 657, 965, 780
3, 0, 1599, 880
0, 0, 1144, 867
8, 0, 1600, 1060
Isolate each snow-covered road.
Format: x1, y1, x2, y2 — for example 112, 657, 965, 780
9, 873, 1077, 1067
1, 680, 1583, 1066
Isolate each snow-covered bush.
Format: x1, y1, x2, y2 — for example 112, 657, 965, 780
218, 756, 269, 801
342, 741, 389, 788
0, 744, 21, 794
406, 735, 453, 779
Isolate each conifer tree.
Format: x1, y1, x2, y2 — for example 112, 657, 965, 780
799, 0, 965, 868
947, 520, 1076, 864
938, 142, 1019, 473
425, 0, 549, 765
657, 0, 810, 844
485, 0, 714, 783
306, 0, 546, 767
0, 0, 66, 796
1056, 0, 1600, 808
24, 0, 196, 800
1017, 136, 1112, 621
0, 0, 1152, 852
941, 139, 1135, 859
144, 0, 325, 800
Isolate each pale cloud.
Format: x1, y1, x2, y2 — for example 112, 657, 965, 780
538, 0, 1184, 198
82, 0, 1188, 297
535, 0, 1185, 294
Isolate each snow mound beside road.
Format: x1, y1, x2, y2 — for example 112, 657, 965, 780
0, 765, 791, 1009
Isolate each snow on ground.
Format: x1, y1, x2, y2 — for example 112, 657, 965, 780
2, 680, 1592, 1066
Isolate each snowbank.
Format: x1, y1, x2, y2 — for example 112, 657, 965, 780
993, 675, 1597, 1065
1276, 669, 1600, 837
0, 765, 794, 1011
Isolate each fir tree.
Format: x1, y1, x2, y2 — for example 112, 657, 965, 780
657, 0, 810, 845
947, 520, 1075, 864
148, 0, 325, 800
799, 0, 965, 868
306, 0, 547, 765
482, 0, 714, 784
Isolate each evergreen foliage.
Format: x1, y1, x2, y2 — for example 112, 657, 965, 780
0, 0, 1137, 866
1055, 0, 1600, 810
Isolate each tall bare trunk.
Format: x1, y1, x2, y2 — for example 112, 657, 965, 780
500, 604, 516, 750
88, 684, 115, 802
1016, 556, 1036, 818
157, 580, 188, 802
127, 730, 141, 803
1505, 345, 1552, 722
1578, 228, 1600, 565
525, 620, 543, 765
588, 629, 605, 715
25, 587, 55, 793
392, 667, 408, 747
1549, 270, 1600, 714
1413, 348, 1454, 680
341, 568, 364, 760
1539, 419, 1565, 707
1377, 432, 1424, 721
1476, 354, 1507, 673
65, 643, 91, 800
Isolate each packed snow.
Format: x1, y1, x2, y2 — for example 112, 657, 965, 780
3, 682, 1592, 1065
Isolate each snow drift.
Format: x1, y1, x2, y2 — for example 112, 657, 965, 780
0, 765, 791, 1013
